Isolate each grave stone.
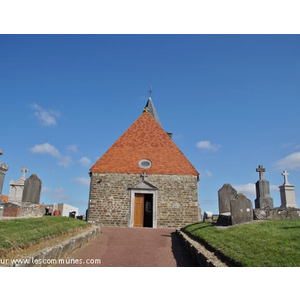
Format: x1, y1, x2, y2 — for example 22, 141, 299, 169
279, 170, 297, 208
21, 174, 42, 204
218, 183, 237, 214
254, 165, 274, 209
230, 194, 253, 225
0, 204, 3, 218
203, 211, 213, 222
8, 166, 28, 202
0, 149, 9, 195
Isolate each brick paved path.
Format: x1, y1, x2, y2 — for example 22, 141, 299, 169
61, 227, 197, 267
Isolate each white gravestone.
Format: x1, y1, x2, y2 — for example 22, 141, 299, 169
8, 167, 28, 202
279, 170, 297, 208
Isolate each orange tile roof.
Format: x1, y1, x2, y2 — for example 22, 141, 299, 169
90, 111, 199, 176
1, 195, 9, 203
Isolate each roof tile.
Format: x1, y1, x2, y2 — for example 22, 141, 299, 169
1, 195, 9, 203
90, 112, 199, 176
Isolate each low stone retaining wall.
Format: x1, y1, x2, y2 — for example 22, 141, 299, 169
254, 207, 300, 220
2, 202, 43, 218
5, 225, 101, 267
177, 230, 229, 267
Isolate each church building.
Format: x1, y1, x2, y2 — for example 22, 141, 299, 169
88, 96, 201, 228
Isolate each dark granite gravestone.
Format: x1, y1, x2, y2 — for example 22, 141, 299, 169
21, 174, 42, 204
218, 183, 238, 214
230, 194, 253, 225
254, 165, 273, 209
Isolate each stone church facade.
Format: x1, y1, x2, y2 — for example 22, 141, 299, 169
88, 98, 201, 228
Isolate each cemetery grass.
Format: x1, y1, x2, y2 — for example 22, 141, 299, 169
183, 219, 300, 267
0, 217, 91, 257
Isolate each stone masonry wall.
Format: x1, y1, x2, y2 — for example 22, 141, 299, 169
2, 202, 43, 218
88, 173, 200, 228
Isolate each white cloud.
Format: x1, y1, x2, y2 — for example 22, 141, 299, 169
281, 143, 300, 152
270, 185, 279, 193
71, 177, 90, 186
58, 156, 73, 167
196, 140, 221, 152
281, 142, 295, 149
233, 183, 256, 198
233, 183, 278, 199
78, 157, 92, 167
31, 103, 60, 126
54, 194, 70, 201
67, 145, 78, 153
42, 186, 70, 200
42, 187, 52, 193
205, 170, 212, 177
174, 134, 184, 140
275, 151, 300, 170
30, 143, 61, 159
54, 187, 65, 194
30, 143, 73, 167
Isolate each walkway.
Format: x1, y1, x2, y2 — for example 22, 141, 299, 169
60, 227, 197, 267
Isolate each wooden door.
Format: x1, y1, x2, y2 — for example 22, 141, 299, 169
134, 194, 144, 227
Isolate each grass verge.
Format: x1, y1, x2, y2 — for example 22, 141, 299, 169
183, 219, 300, 267
0, 217, 91, 257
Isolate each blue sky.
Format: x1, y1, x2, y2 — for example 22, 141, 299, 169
1, 34, 300, 215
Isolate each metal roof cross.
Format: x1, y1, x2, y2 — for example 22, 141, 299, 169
148, 86, 153, 98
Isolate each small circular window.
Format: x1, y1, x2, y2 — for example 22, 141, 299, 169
138, 159, 152, 169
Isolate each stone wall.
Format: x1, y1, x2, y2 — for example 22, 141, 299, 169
88, 172, 200, 228
4, 226, 101, 267
178, 230, 229, 267
2, 202, 43, 218
254, 207, 300, 220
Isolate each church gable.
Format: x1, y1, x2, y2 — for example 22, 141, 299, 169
90, 110, 198, 176
88, 97, 201, 228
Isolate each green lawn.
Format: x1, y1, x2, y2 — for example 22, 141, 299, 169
0, 217, 91, 256
183, 219, 300, 267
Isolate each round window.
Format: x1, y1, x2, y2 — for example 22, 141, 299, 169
138, 159, 152, 169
